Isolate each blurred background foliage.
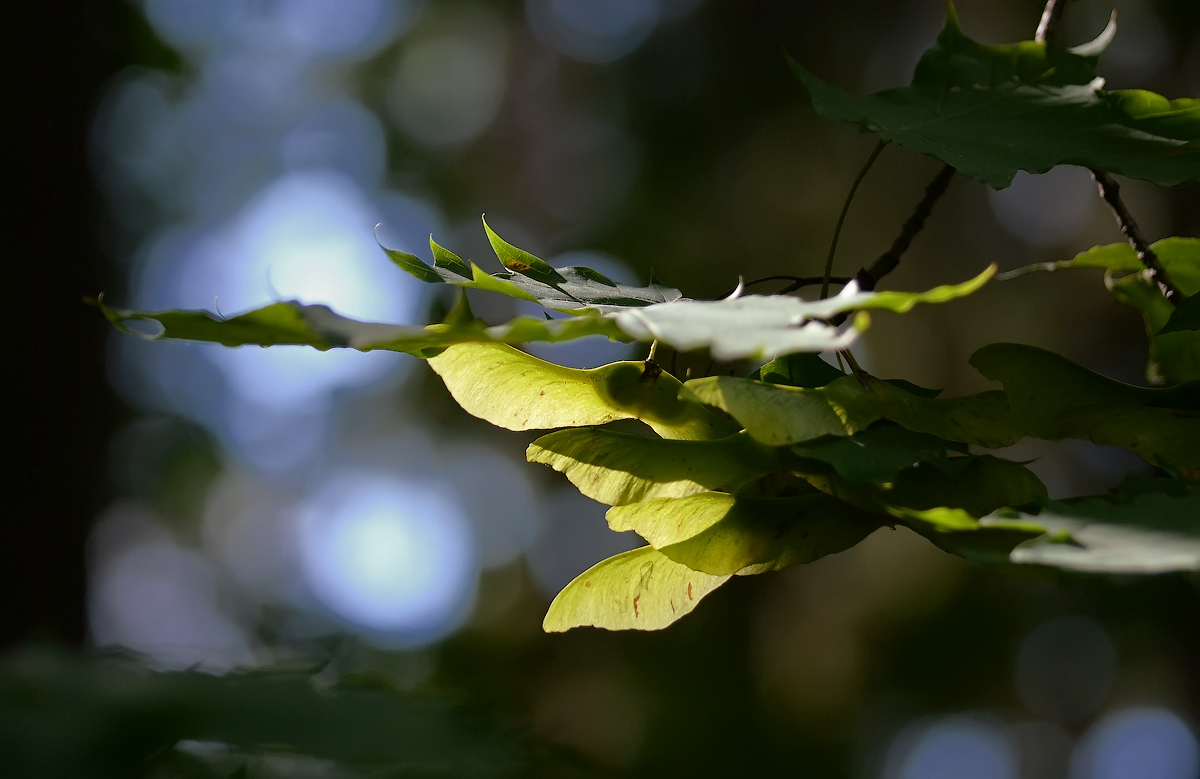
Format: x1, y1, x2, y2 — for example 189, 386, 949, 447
11, 0, 1200, 776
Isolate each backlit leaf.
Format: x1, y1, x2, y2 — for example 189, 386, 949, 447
606, 492, 882, 576
527, 429, 780, 505
428, 343, 739, 441
542, 546, 730, 632
792, 5, 1200, 188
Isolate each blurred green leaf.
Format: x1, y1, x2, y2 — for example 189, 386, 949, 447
792, 5, 1200, 188
428, 343, 739, 440
612, 266, 994, 360
606, 492, 882, 576
99, 298, 625, 354
543, 546, 730, 632
970, 343, 1200, 468
0, 649, 521, 778
753, 352, 847, 387
1158, 295, 1200, 334
983, 476, 1200, 573
527, 429, 780, 505
682, 374, 1021, 448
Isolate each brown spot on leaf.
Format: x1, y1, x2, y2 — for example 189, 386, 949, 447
506, 261, 533, 272
687, 583, 693, 600
633, 594, 641, 618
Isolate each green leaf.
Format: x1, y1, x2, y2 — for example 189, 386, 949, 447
428, 343, 740, 441
754, 352, 846, 387
792, 5, 1200, 188
482, 216, 567, 287
1158, 295, 1200, 335
983, 477, 1200, 573
1004, 238, 1200, 382
611, 266, 994, 360
384, 229, 686, 315
0, 648, 520, 777
682, 373, 1022, 448
606, 492, 883, 576
99, 298, 626, 355
542, 546, 730, 632
1003, 238, 1200, 295
790, 423, 965, 485
527, 429, 780, 505
970, 343, 1200, 469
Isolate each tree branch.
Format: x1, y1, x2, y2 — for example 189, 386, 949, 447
855, 163, 955, 292
1035, 0, 1071, 44
1090, 170, 1184, 303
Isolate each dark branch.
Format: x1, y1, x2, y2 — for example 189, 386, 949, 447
855, 164, 956, 292
1035, 0, 1071, 44
1090, 170, 1184, 304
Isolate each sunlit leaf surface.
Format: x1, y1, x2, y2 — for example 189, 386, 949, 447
428, 343, 739, 441
543, 546, 730, 632
612, 266, 994, 360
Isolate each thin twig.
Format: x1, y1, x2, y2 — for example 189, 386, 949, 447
1090, 170, 1184, 303
855, 164, 956, 292
839, 349, 870, 388
1035, 0, 1071, 44
822, 140, 887, 299
716, 275, 852, 299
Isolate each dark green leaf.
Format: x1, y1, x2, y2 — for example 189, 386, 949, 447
0, 649, 520, 778
792, 5, 1200, 188
790, 423, 966, 485
755, 352, 846, 387
970, 343, 1200, 469
983, 476, 1200, 573
1158, 294, 1200, 334
683, 374, 1022, 448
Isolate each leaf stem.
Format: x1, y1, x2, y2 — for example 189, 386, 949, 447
822, 140, 887, 299
1090, 170, 1184, 304
855, 163, 955, 292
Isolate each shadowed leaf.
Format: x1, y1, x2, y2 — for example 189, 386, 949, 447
971, 343, 1200, 468
792, 5, 1200, 188
683, 374, 1021, 448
